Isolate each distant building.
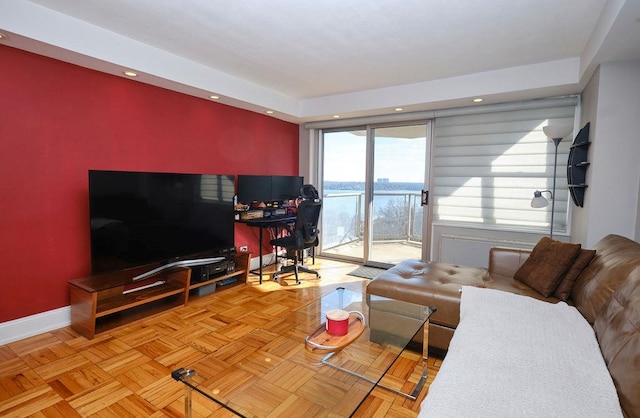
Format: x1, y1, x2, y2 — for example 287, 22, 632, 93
377, 178, 390, 183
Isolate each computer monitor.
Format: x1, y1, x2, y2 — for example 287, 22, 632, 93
272, 176, 304, 200
237, 175, 272, 203
237, 175, 303, 203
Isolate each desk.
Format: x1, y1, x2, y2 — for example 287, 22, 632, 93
236, 215, 296, 283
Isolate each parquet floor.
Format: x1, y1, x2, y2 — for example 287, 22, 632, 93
0, 258, 442, 417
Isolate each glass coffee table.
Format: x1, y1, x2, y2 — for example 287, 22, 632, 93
172, 287, 434, 417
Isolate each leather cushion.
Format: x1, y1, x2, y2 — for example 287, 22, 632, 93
366, 259, 487, 329
593, 267, 640, 418
572, 234, 640, 324
514, 237, 581, 297
553, 248, 596, 301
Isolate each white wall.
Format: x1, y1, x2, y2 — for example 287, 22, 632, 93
571, 67, 600, 246
430, 225, 543, 267
580, 60, 640, 247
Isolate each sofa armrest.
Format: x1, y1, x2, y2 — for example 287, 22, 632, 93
488, 247, 531, 280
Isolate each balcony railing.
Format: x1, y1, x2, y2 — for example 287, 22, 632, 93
321, 191, 423, 251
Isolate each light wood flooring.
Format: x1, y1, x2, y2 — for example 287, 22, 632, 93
0, 258, 442, 417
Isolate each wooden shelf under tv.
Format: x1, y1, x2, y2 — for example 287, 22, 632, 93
68, 252, 251, 339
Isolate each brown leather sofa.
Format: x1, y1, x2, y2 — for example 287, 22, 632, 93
367, 234, 640, 417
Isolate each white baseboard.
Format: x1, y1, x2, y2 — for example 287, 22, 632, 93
0, 306, 71, 345
249, 252, 277, 271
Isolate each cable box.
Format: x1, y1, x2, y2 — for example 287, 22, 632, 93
194, 260, 235, 283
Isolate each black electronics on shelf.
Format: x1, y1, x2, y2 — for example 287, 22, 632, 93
567, 122, 590, 207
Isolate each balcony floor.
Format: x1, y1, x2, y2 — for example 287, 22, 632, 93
322, 240, 422, 265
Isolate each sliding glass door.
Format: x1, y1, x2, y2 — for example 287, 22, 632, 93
369, 125, 427, 266
320, 122, 430, 267
321, 128, 367, 261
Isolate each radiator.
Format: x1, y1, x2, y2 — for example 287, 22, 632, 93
439, 234, 533, 268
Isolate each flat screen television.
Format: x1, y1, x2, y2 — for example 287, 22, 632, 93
89, 170, 236, 275
237, 175, 303, 203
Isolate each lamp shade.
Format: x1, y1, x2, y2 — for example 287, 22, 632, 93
531, 190, 550, 208
543, 125, 572, 140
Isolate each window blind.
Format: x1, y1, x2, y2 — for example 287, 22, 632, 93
432, 104, 576, 233
200, 175, 235, 201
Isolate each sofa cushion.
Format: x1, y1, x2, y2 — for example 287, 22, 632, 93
553, 248, 596, 301
365, 259, 487, 329
572, 234, 640, 324
514, 237, 581, 297
487, 246, 531, 282
593, 267, 640, 418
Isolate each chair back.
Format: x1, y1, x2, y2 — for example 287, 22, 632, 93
300, 184, 320, 201
294, 199, 322, 247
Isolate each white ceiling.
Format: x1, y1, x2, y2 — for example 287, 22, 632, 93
1, 0, 639, 123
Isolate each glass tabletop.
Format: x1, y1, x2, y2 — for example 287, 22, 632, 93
172, 287, 434, 417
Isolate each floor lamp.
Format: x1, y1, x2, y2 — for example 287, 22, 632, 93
531, 125, 572, 239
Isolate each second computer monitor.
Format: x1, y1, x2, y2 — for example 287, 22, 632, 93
237, 175, 303, 203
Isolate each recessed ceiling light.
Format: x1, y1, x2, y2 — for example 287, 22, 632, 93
209, 95, 220, 100
394, 107, 404, 112
123, 71, 138, 77
332, 115, 341, 118
265, 110, 274, 114
0, 32, 7, 40
473, 98, 483, 103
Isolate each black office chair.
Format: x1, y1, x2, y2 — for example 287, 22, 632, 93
300, 184, 319, 201
270, 198, 322, 284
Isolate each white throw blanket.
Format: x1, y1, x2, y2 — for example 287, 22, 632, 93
419, 286, 622, 418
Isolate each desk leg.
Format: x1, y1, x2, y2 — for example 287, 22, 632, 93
248, 226, 265, 283
258, 226, 263, 284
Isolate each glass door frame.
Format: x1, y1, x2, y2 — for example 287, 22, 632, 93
318, 120, 432, 267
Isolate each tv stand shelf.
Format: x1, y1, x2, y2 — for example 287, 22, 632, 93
69, 252, 250, 339
96, 280, 187, 317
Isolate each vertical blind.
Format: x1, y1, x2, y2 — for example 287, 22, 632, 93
432, 103, 577, 233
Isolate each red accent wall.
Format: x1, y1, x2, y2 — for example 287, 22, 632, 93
0, 45, 300, 323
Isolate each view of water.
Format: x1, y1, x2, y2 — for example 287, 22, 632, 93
321, 189, 422, 248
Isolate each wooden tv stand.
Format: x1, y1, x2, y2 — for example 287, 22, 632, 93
68, 252, 250, 339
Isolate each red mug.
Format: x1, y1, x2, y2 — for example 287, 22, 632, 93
326, 309, 350, 336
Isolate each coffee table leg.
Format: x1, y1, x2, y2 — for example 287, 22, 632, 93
409, 317, 429, 399
321, 318, 431, 401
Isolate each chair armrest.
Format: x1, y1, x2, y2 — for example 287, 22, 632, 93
488, 247, 532, 280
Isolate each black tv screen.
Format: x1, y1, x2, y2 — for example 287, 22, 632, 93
89, 170, 235, 275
